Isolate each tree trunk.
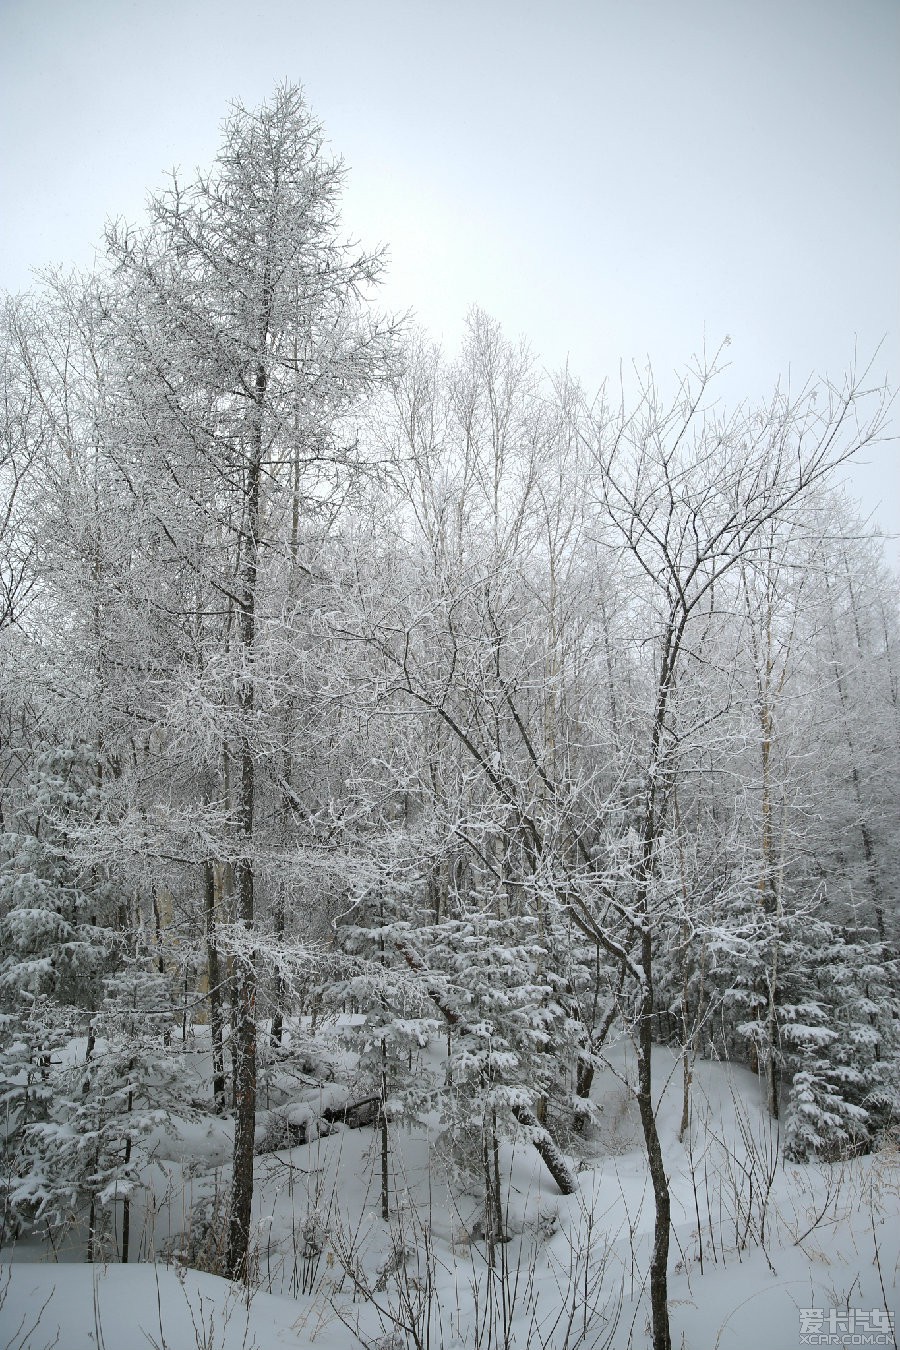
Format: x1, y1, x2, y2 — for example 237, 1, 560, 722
226, 926, 257, 1281
380, 1037, 390, 1222
225, 356, 264, 1283
637, 932, 672, 1350
225, 745, 258, 1281
575, 1057, 594, 1103
121, 1129, 132, 1264
87, 1194, 97, 1264
204, 859, 227, 1113
633, 627, 675, 1350
764, 946, 780, 1119
509, 1102, 577, 1195
152, 892, 165, 975
270, 888, 285, 1050
826, 565, 885, 940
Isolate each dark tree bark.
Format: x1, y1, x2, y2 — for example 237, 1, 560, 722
637, 933, 672, 1350
509, 1103, 577, 1196
121, 1118, 132, 1263
225, 361, 264, 1283
204, 859, 227, 1114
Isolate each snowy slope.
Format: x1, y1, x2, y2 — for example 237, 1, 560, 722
2, 1044, 897, 1349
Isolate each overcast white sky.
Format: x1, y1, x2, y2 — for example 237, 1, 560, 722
1, 0, 898, 556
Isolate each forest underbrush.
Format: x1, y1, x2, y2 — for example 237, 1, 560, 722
2, 1021, 897, 1350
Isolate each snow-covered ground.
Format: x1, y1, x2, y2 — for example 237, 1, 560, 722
2, 1040, 897, 1349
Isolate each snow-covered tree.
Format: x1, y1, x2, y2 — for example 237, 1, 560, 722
6, 963, 173, 1259
105, 83, 394, 1279
0, 743, 117, 1012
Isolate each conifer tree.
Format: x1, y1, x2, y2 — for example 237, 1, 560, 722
106, 84, 393, 1278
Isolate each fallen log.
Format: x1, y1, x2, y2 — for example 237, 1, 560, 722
509, 1102, 578, 1196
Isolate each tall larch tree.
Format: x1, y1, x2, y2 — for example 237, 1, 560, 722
106, 84, 394, 1279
